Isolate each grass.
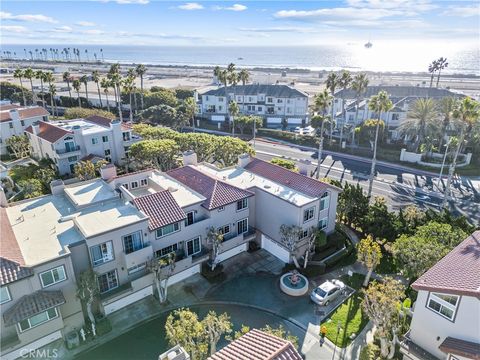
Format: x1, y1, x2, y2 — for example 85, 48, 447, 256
322, 274, 369, 348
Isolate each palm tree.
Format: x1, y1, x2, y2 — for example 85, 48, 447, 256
135, 64, 147, 110
213, 66, 221, 84
13, 68, 27, 105
72, 79, 82, 107
122, 76, 136, 122
80, 75, 89, 105
92, 70, 103, 108
435, 57, 448, 88
108, 65, 123, 121
442, 97, 480, 207
24, 68, 35, 104
48, 84, 57, 118
351, 73, 369, 145
313, 89, 333, 179
438, 97, 458, 151
229, 100, 239, 136
127, 68, 137, 112
325, 72, 339, 145
183, 97, 197, 132
428, 60, 438, 88
63, 71, 73, 101
397, 98, 439, 152
238, 69, 250, 85
35, 70, 46, 108
367, 91, 393, 198
100, 78, 111, 112
338, 70, 352, 147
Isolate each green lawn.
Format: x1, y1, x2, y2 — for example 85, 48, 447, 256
322, 274, 369, 348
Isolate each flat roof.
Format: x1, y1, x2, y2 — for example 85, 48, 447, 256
55, 119, 108, 135
64, 179, 118, 208
197, 164, 316, 206
149, 171, 205, 208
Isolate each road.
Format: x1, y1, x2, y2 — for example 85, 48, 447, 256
252, 139, 479, 224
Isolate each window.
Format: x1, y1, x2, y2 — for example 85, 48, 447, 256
217, 206, 225, 212
130, 181, 138, 189
248, 97, 253, 102
9, 123, 13, 129
18, 308, 58, 332
218, 225, 231, 235
98, 270, 118, 293
156, 222, 180, 238
123, 132, 131, 141
300, 229, 309, 239
218, 97, 224, 102
258, 107, 262, 112
67, 156, 77, 163
320, 192, 330, 211
277, 99, 283, 103
40, 266, 66, 288
104, 149, 111, 156
303, 207, 315, 222
319, 217, 328, 230
156, 243, 178, 258
237, 218, 248, 234
123, 231, 144, 254
218, 106, 223, 111
186, 237, 201, 256
91, 138, 99, 145
267, 97, 273, 103
237, 198, 248, 211
185, 211, 195, 226
427, 293, 458, 320
0, 287, 11, 304
123, 183, 129, 189
128, 263, 146, 275
140, 178, 148, 187
392, 113, 400, 121
205, 96, 209, 101
90, 241, 114, 266
277, 107, 282, 111
21, 120, 25, 126
102, 135, 109, 142
348, 114, 354, 121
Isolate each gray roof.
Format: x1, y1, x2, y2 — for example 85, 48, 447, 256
335, 85, 463, 100
202, 84, 307, 98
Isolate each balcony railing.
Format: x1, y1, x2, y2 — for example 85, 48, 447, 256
56, 145, 80, 155
125, 241, 151, 255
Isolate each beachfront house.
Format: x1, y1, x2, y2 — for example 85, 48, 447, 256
197, 84, 309, 129
400, 230, 480, 360
0, 104, 49, 155
25, 115, 139, 175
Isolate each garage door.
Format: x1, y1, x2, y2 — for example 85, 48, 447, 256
261, 235, 290, 263
2, 330, 62, 360
104, 285, 153, 315
267, 117, 282, 124
217, 243, 247, 263
287, 118, 302, 124
211, 115, 225, 122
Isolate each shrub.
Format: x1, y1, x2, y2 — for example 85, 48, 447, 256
359, 343, 381, 360
64, 107, 115, 120
270, 158, 298, 171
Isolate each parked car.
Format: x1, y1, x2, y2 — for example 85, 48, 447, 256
310, 280, 346, 305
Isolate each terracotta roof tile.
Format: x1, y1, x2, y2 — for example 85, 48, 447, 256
25, 121, 73, 143
0, 106, 49, 123
244, 157, 333, 198
209, 329, 302, 360
133, 190, 186, 231
0, 104, 21, 111
85, 115, 113, 128
168, 166, 253, 210
413, 230, 480, 298
439, 337, 480, 360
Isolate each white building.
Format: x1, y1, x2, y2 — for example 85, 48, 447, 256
401, 230, 480, 360
0, 104, 49, 155
25, 115, 139, 175
198, 84, 309, 129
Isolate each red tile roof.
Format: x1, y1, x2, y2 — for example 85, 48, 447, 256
133, 190, 186, 231
0, 104, 21, 111
244, 157, 334, 198
413, 230, 480, 298
0, 106, 49, 123
209, 329, 302, 360
85, 115, 113, 128
439, 337, 480, 360
168, 166, 253, 210
25, 121, 73, 143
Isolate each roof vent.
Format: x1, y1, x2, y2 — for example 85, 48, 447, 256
168, 186, 178, 192
59, 214, 76, 223
264, 184, 271, 189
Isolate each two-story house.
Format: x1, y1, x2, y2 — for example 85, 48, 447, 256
198, 84, 309, 129
0, 104, 49, 155
400, 230, 480, 360
25, 115, 138, 175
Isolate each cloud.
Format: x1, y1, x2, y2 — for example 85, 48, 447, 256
0, 25, 29, 33
116, 0, 149, 3
81, 29, 106, 35
178, 2, 203, 10
346, 0, 437, 12
76, 21, 96, 26
443, 6, 479, 17
274, 7, 402, 21
239, 26, 319, 34
0, 11, 57, 23
52, 26, 73, 33
213, 4, 247, 11
116, 30, 203, 40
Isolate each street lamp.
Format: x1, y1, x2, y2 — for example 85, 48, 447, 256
331, 321, 342, 360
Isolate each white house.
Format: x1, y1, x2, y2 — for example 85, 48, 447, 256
400, 230, 480, 360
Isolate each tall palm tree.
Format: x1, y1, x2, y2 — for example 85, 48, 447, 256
442, 97, 480, 207
397, 98, 439, 152
338, 70, 352, 147
63, 71, 73, 101
435, 57, 448, 88
238, 69, 250, 85
313, 89, 333, 179
351, 73, 369, 145
48, 84, 57, 118
72, 79, 82, 107
428, 60, 438, 88
80, 75, 89, 105
92, 70, 102, 108
24, 67, 35, 104
213, 66, 221, 84
122, 76, 136, 122
325, 72, 339, 145
135, 64, 147, 110
367, 91, 393, 198
100, 78, 111, 112
108, 65, 123, 121
13, 68, 27, 105
35, 70, 46, 108
229, 100, 239, 136
127, 68, 137, 112
184, 96, 197, 132
438, 97, 458, 151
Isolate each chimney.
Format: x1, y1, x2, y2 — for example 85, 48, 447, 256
100, 164, 117, 181
0, 186, 8, 207
32, 123, 40, 136
50, 179, 65, 196
238, 153, 251, 168
9, 109, 20, 122
183, 150, 197, 166
298, 159, 310, 176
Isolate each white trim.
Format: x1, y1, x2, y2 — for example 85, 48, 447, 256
0, 286, 11, 304
237, 218, 248, 234
18, 308, 59, 333
427, 292, 458, 321
2, 330, 63, 360
155, 222, 181, 238
39, 266, 66, 288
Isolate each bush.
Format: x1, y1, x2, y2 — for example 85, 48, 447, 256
1, 82, 33, 105
175, 88, 194, 100
64, 107, 115, 120
201, 262, 225, 281
359, 343, 381, 360
270, 158, 298, 171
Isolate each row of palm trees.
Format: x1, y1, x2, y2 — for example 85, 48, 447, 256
4, 47, 105, 63
428, 57, 448, 88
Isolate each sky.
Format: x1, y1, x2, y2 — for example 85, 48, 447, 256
1, 0, 479, 46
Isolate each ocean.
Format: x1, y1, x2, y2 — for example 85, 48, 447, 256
2, 43, 479, 75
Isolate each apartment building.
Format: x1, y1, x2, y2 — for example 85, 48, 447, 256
25, 115, 139, 175
198, 84, 309, 129
400, 230, 480, 360
0, 104, 49, 155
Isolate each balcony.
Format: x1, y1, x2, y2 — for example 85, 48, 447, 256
222, 227, 256, 252
56, 145, 81, 155
124, 242, 153, 269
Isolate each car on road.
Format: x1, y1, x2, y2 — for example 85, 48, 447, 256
415, 193, 431, 201
310, 279, 346, 305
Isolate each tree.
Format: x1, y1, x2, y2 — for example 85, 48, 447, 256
139, 104, 179, 128
435, 57, 448, 88
351, 73, 369, 145
148, 253, 176, 303
72, 79, 82, 107
312, 88, 333, 178
367, 91, 393, 198
202, 311, 232, 355
303, 228, 317, 268
74, 160, 103, 180
234, 115, 259, 135
76, 269, 99, 325
92, 70, 102, 108
362, 196, 398, 241
206, 227, 224, 271
80, 75, 89, 104
18, 179, 43, 199
64, 107, 115, 120
212, 136, 254, 167
357, 235, 382, 286
362, 278, 404, 359
270, 158, 297, 171
336, 182, 369, 227
6, 135, 30, 158
24, 67, 35, 104
395, 205, 426, 235
438, 97, 458, 151
63, 71, 73, 101
279, 224, 302, 268
165, 308, 208, 360
44, 72, 56, 117
107, 65, 123, 121
428, 60, 438, 88
326, 72, 339, 145
122, 75, 136, 122
182, 97, 197, 130
238, 69, 250, 85
260, 325, 299, 348
129, 139, 179, 171
135, 64, 147, 109
338, 70, 352, 147
35, 70, 46, 108
144, 88, 178, 108
180, 133, 215, 162
100, 78, 111, 112
13, 69, 27, 105
229, 100, 239, 136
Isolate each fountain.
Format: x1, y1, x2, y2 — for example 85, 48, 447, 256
280, 270, 309, 296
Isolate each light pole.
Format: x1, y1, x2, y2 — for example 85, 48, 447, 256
253, 117, 256, 149
331, 321, 342, 360
437, 140, 450, 191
